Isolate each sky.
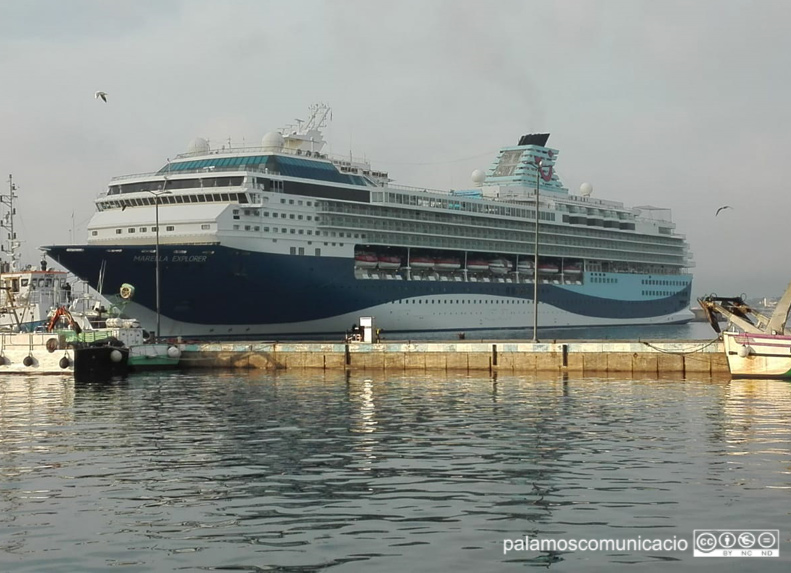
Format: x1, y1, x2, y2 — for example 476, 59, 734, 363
1, 0, 790, 298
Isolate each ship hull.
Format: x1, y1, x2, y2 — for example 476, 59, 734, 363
45, 244, 693, 339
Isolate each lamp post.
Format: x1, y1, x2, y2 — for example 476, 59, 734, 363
147, 188, 171, 340
532, 160, 542, 342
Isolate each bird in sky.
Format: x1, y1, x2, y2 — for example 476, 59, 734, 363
715, 205, 732, 216
94, 91, 108, 102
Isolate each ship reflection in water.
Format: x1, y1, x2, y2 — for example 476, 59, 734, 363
0, 372, 789, 571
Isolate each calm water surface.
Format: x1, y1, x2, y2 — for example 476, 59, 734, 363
1, 371, 789, 572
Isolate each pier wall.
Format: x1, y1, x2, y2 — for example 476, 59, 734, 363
178, 340, 729, 375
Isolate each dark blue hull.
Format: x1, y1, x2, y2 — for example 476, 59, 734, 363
44, 244, 693, 338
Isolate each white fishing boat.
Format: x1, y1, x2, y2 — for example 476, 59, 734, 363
699, 281, 791, 378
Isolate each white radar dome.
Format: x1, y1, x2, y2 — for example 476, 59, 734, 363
262, 131, 285, 151
580, 182, 593, 197
187, 137, 210, 154
471, 169, 486, 186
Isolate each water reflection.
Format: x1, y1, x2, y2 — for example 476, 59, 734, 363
0, 372, 789, 571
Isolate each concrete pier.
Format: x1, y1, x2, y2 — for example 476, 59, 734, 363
177, 339, 729, 375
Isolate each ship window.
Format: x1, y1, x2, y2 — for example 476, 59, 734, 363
289, 214, 295, 219
298, 247, 304, 255
201, 224, 210, 230
254, 226, 260, 231
166, 225, 174, 231
289, 199, 294, 204
298, 215, 303, 220
245, 225, 251, 231
290, 229, 295, 234
315, 231, 321, 236
298, 200, 303, 206
151, 226, 157, 232
290, 247, 296, 255
233, 225, 239, 230
307, 201, 312, 207
91, 230, 98, 236
307, 230, 312, 235
298, 230, 304, 234
281, 228, 286, 233
307, 216, 312, 221
264, 212, 269, 217
116, 229, 122, 234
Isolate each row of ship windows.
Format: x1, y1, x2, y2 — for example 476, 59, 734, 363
644, 291, 675, 297
234, 210, 319, 222
98, 192, 249, 210
97, 225, 212, 236
642, 279, 686, 285
231, 225, 365, 240
591, 278, 617, 283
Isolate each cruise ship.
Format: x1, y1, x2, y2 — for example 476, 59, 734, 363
44, 104, 694, 339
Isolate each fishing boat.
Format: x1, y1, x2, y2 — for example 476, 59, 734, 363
1, 176, 72, 331
48, 287, 181, 371
699, 281, 791, 378
44, 105, 694, 338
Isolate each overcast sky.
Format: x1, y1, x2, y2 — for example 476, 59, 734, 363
1, 0, 789, 298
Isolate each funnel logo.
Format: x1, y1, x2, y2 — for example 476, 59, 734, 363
694, 529, 779, 557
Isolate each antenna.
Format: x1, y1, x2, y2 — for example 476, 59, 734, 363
0, 174, 20, 272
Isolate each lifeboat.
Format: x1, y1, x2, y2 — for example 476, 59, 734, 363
409, 255, 435, 269
537, 263, 560, 274
466, 259, 490, 272
517, 260, 534, 273
563, 263, 583, 275
354, 252, 379, 268
489, 258, 511, 275
434, 257, 461, 271
377, 254, 402, 270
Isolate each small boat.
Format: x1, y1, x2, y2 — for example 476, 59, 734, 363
699, 281, 791, 378
489, 258, 511, 275
377, 254, 402, 270
466, 259, 489, 272
434, 257, 461, 271
354, 252, 379, 268
537, 263, 560, 274
516, 260, 534, 273
51, 289, 181, 371
563, 263, 583, 275
409, 256, 435, 269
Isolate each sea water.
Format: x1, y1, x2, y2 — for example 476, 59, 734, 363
1, 371, 789, 572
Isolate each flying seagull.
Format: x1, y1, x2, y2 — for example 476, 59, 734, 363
94, 91, 108, 102
715, 205, 732, 216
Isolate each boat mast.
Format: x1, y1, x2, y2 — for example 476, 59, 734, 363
0, 174, 20, 273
